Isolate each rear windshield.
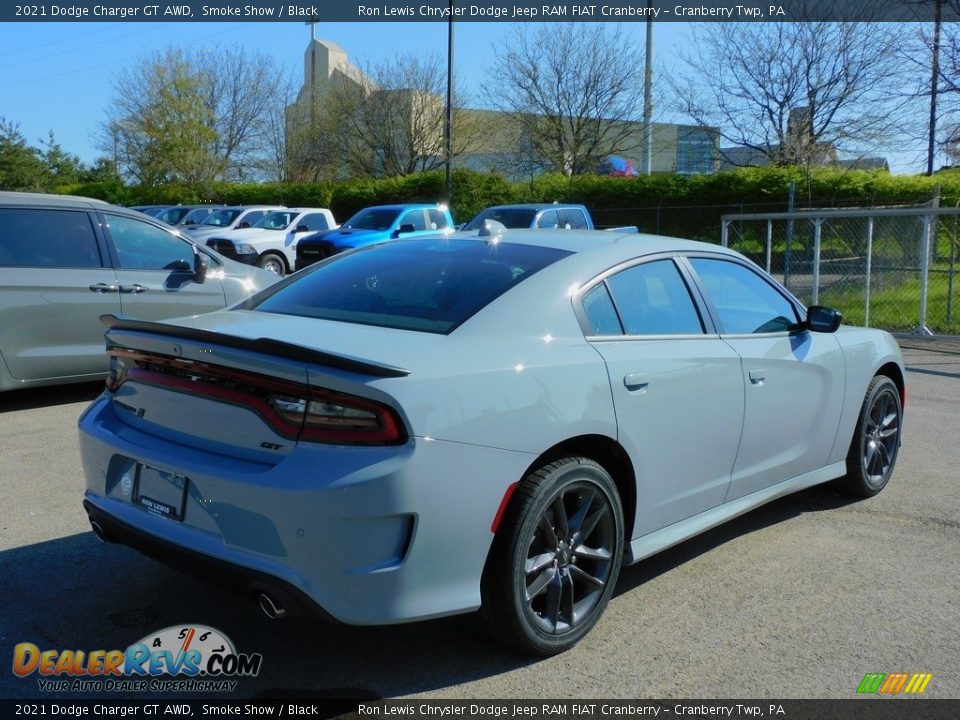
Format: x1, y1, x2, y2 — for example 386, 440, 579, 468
463, 208, 537, 231
249, 239, 572, 334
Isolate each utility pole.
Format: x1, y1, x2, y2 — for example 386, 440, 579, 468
927, 0, 942, 176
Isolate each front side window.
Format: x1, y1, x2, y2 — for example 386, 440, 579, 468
345, 208, 401, 231
105, 214, 194, 271
560, 209, 588, 229
463, 208, 537, 231
399, 210, 427, 231
690, 257, 798, 334
536, 210, 560, 229
298, 213, 330, 231
249, 239, 572, 334
0, 209, 102, 268
605, 260, 704, 335
201, 209, 242, 227
255, 211, 297, 230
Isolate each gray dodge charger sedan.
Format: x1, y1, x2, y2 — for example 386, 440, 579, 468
78, 229, 904, 655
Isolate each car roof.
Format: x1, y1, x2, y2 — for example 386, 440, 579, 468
482, 203, 587, 211
358, 204, 444, 211
0, 191, 113, 210
442, 227, 737, 260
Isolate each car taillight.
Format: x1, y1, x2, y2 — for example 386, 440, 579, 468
106, 348, 406, 446
270, 390, 403, 445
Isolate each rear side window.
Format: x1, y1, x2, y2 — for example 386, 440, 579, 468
0, 208, 102, 268
250, 239, 572, 334
605, 260, 704, 335
427, 209, 451, 230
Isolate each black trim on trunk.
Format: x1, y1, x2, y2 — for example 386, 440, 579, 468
100, 314, 410, 378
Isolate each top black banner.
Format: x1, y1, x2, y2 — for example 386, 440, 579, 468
3, 0, 959, 23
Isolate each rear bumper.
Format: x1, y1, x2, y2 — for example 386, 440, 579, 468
83, 499, 333, 621
78, 395, 534, 625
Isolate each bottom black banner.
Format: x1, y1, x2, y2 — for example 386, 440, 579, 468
2, 699, 958, 720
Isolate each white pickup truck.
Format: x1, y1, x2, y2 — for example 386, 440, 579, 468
204, 207, 338, 275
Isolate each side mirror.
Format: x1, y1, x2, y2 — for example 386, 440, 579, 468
392, 223, 417, 238
237, 221, 251, 229
806, 305, 841, 333
193, 249, 209, 284
295, 224, 311, 233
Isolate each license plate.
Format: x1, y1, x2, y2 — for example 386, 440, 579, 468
134, 464, 188, 521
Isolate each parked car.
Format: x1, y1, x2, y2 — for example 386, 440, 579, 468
154, 205, 225, 227
183, 206, 285, 243
205, 208, 337, 275
79, 229, 904, 656
129, 205, 170, 217
0, 191, 279, 391
461, 203, 594, 232
295, 204, 454, 270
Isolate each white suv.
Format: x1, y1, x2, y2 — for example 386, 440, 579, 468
205, 208, 337, 275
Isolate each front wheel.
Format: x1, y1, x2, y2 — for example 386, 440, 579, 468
257, 252, 287, 276
835, 375, 902, 497
481, 457, 624, 656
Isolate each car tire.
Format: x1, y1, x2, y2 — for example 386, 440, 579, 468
257, 252, 287, 276
481, 457, 624, 656
834, 375, 902, 498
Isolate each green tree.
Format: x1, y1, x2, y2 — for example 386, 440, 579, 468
0, 117, 47, 191
100, 46, 285, 187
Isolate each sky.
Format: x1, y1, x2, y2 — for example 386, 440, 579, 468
0, 19, 932, 175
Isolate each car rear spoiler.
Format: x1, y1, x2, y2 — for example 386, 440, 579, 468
99, 315, 411, 379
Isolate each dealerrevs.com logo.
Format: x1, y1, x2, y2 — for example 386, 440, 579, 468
12, 625, 262, 693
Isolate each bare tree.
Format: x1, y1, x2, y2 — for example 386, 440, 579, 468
675, 21, 908, 169
483, 24, 645, 176
99, 46, 285, 186
324, 53, 472, 178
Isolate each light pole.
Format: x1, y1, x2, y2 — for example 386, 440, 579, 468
445, 0, 455, 203
642, 2, 653, 175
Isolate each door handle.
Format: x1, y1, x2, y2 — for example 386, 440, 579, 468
88, 283, 119, 293
119, 284, 147, 294
748, 369, 766, 385
623, 373, 649, 392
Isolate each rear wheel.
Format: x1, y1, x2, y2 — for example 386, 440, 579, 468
481, 457, 624, 656
257, 252, 287, 276
834, 375, 902, 497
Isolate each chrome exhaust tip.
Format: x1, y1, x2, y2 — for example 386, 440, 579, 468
257, 592, 287, 620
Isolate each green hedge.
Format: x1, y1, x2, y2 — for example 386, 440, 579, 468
58, 167, 960, 239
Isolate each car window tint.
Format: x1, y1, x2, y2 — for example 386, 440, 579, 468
560, 209, 588, 229
0, 208, 102, 268
106, 214, 195, 271
299, 213, 330, 231
463, 208, 538, 231
427, 209, 450, 230
250, 239, 572, 334
582, 283, 623, 335
606, 260, 704, 335
690, 257, 799, 334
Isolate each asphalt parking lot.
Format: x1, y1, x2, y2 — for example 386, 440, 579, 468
1, 341, 958, 701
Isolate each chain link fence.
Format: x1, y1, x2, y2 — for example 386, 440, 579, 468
720, 207, 960, 336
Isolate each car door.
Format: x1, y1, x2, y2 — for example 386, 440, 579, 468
686, 256, 845, 501
580, 257, 745, 536
0, 207, 120, 382
101, 213, 227, 320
